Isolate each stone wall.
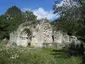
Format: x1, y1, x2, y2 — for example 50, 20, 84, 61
53, 31, 81, 49
9, 19, 81, 48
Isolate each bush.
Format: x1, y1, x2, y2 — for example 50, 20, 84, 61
68, 42, 84, 56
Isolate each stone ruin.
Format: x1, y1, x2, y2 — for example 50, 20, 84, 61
9, 19, 81, 48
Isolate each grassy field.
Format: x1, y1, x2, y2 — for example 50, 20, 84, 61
0, 44, 82, 64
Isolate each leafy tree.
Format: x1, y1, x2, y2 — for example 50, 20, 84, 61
23, 11, 37, 23
0, 6, 37, 40
76, 1, 85, 42
52, 0, 84, 36
5, 6, 22, 17
0, 15, 9, 39
4, 6, 24, 34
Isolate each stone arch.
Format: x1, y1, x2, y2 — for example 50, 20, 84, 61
19, 27, 32, 46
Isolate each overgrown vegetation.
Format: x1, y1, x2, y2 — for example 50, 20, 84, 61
52, 0, 85, 43
0, 44, 81, 64
0, 0, 85, 64
52, 0, 85, 64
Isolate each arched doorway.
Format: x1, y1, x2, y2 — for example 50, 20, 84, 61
20, 28, 32, 46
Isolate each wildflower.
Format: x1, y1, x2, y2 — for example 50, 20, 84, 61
10, 56, 15, 59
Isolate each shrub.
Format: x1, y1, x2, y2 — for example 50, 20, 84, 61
68, 42, 84, 56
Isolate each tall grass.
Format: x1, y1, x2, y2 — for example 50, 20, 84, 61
0, 44, 82, 64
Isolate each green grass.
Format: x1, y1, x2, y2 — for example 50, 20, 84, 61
0, 44, 82, 64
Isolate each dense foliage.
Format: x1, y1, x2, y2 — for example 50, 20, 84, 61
52, 0, 85, 43
0, 6, 37, 39
52, 0, 85, 64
